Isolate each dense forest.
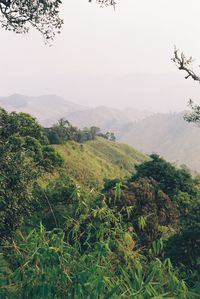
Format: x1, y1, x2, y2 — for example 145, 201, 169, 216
0, 107, 199, 298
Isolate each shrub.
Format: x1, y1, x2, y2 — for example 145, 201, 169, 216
134, 154, 196, 198
165, 225, 200, 286
106, 177, 179, 248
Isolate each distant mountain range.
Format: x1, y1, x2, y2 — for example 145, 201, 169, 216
118, 112, 200, 173
0, 94, 152, 127
1, 94, 200, 173
63, 106, 152, 133
0, 94, 86, 125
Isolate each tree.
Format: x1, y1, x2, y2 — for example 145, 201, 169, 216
165, 225, 200, 285
0, 0, 63, 41
133, 154, 196, 198
106, 177, 179, 247
109, 132, 116, 141
90, 126, 101, 139
0, 108, 63, 242
0, 0, 115, 40
173, 49, 200, 124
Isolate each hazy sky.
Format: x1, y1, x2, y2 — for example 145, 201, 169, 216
1, 0, 200, 111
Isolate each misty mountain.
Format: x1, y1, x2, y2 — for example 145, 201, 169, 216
63, 106, 152, 133
0, 94, 86, 125
5, 72, 200, 113
118, 112, 200, 173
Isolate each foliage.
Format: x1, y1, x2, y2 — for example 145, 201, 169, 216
31, 174, 79, 230
45, 119, 116, 145
165, 191, 200, 285
174, 192, 200, 229
0, 108, 199, 297
103, 178, 123, 192
0, 0, 63, 41
0, 142, 38, 242
0, 208, 196, 298
0, 108, 63, 169
98, 131, 116, 141
0, 0, 115, 41
165, 225, 200, 286
134, 153, 196, 198
184, 100, 200, 124
106, 177, 179, 248
0, 109, 63, 242
0, 108, 46, 142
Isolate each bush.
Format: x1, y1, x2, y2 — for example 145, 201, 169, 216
134, 154, 196, 198
0, 109, 63, 242
1, 224, 195, 298
165, 225, 200, 286
106, 177, 179, 248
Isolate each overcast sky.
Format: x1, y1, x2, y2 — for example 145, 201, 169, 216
0, 0, 200, 111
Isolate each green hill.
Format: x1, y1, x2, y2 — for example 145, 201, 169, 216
53, 137, 147, 189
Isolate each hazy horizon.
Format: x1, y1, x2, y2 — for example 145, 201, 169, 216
1, 0, 200, 112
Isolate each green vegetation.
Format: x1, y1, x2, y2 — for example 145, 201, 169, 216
53, 137, 146, 189
0, 108, 62, 242
45, 119, 116, 145
0, 109, 200, 298
134, 154, 196, 198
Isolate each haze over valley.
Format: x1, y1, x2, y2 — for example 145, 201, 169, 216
1, 93, 200, 173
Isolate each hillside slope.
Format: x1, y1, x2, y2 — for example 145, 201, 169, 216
56, 109, 200, 173
53, 138, 147, 189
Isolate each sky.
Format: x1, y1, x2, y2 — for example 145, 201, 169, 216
0, 0, 200, 112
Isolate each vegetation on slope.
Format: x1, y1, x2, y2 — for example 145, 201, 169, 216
53, 138, 147, 189
0, 109, 200, 298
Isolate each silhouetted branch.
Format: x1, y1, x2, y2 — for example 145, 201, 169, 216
89, 0, 116, 7
172, 48, 200, 82
0, 0, 63, 41
173, 49, 200, 124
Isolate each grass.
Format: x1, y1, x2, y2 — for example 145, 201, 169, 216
53, 137, 147, 189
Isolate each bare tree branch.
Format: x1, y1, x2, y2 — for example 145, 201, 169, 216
172, 48, 200, 82
173, 48, 200, 124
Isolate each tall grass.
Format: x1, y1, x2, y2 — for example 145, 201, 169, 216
0, 189, 198, 299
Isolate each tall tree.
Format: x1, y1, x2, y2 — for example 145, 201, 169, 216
0, 109, 63, 242
173, 49, 200, 124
